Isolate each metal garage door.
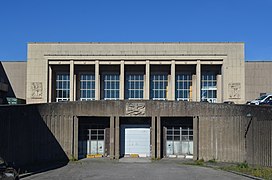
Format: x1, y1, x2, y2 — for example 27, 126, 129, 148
125, 128, 150, 157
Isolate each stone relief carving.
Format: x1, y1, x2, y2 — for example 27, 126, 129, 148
228, 83, 241, 99
31, 82, 43, 99
126, 103, 146, 116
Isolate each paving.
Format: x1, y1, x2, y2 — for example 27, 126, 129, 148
22, 158, 252, 180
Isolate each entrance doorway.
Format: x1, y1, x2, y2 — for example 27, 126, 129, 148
161, 117, 193, 158
120, 117, 151, 158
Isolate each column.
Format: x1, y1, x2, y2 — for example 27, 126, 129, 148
95, 60, 100, 100
70, 60, 74, 101
110, 116, 115, 159
216, 75, 222, 103
115, 116, 120, 159
156, 116, 161, 159
120, 60, 125, 100
170, 60, 175, 100
193, 116, 199, 160
192, 75, 197, 101
48, 65, 52, 103
151, 116, 156, 158
145, 60, 150, 99
73, 116, 79, 160
196, 60, 201, 102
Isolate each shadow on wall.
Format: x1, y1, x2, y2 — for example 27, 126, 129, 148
0, 105, 69, 174
0, 62, 15, 104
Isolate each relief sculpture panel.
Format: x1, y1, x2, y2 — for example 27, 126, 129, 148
126, 103, 146, 116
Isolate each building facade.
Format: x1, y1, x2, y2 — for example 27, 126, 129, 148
26, 42, 245, 104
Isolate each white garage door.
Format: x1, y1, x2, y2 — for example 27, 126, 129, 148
125, 128, 150, 157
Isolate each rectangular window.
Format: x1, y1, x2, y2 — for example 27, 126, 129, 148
201, 72, 217, 103
150, 74, 168, 100
80, 74, 95, 101
126, 74, 144, 99
176, 74, 192, 101
103, 74, 120, 100
56, 73, 70, 102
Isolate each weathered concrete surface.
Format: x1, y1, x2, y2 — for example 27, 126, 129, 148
0, 101, 272, 169
23, 159, 250, 180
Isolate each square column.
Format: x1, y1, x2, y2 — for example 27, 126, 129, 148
73, 116, 79, 160
196, 60, 201, 102
95, 60, 100, 100
151, 116, 156, 158
156, 116, 161, 159
193, 116, 199, 160
115, 116, 120, 159
120, 61, 125, 100
145, 60, 150, 99
110, 116, 115, 159
170, 60, 175, 100
192, 75, 197, 101
48, 65, 52, 103
70, 60, 74, 101
216, 74, 222, 103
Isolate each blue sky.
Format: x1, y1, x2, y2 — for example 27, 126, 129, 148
0, 0, 272, 61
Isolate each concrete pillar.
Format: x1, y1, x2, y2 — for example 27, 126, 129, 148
95, 60, 100, 100
193, 116, 199, 160
48, 65, 52, 103
120, 60, 125, 100
196, 60, 201, 102
170, 60, 175, 100
145, 60, 150, 100
110, 116, 115, 159
192, 75, 197, 101
216, 75, 222, 103
70, 60, 74, 101
156, 116, 161, 159
73, 116, 79, 160
115, 116, 120, 159
151, 116, 156, 158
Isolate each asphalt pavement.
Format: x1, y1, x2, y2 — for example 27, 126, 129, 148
22, 158, 251, 180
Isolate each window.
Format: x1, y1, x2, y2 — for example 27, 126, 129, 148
176, 74, 192, 101
80, 74, 95, 101
201, 72, 217, 103
56, 73, 70, 102
150, 74, 168, 100
103, 74, 120, 100
126, 74, 144, 99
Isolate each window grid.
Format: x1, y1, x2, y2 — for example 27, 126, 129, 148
127, 74, 144, 99
151, 74, 168, 100
103, 74, 120, 100
176, 74, 192, 101
166, 127, 193, 142
201, 73, 217, 103
80, 74, 95, 101
56, 74, 70, 102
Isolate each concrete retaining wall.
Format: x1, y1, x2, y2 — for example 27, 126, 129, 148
0, 101, 272, 168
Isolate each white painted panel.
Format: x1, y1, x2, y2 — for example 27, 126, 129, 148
125, 128, 150, 157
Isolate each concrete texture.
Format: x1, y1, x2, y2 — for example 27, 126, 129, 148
245, 61, 272, 101
22, 159, 250, 180
27, 42, 245, 104
1, 61, 27, 100
0, 100, 272, 169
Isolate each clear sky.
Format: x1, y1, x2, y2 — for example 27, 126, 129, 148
0, 0, 272, 61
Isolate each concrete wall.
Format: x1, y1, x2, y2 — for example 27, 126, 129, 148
245, 61, 272, 101
27, 42, 245, 104
1, 61, 27, 100
1, 101, 271, 168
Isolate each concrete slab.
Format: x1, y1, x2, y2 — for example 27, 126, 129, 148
118, 157, 151, 163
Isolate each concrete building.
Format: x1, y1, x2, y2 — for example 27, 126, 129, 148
26, 42, 245, 104
1, 42, 272, 168
245, 61, 272, 101
0, 61, 26, 104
